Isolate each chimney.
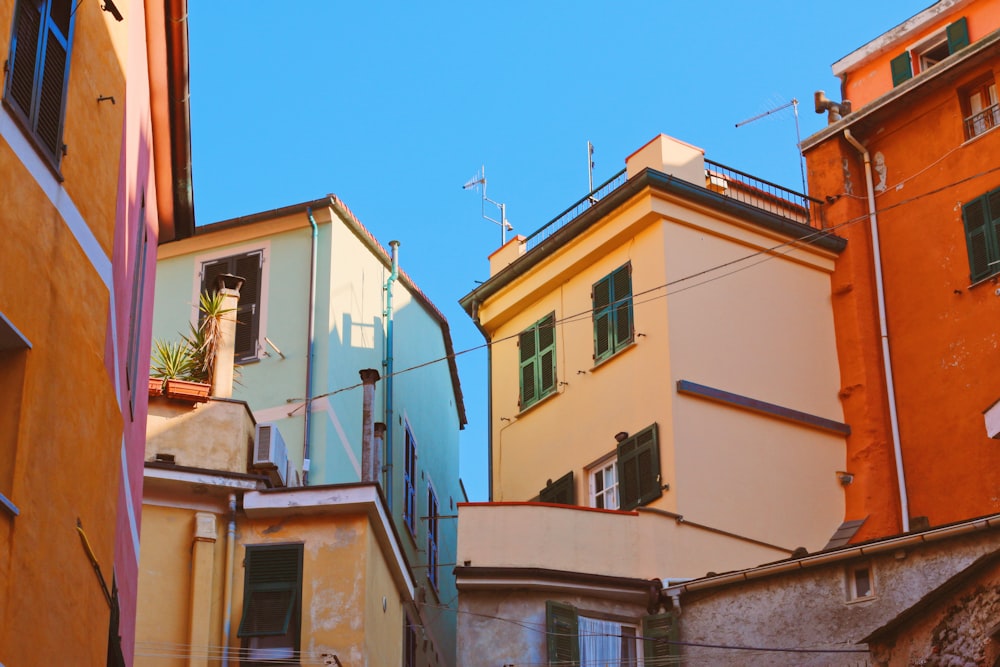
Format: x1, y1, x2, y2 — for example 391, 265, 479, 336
359, 369, 381, 482
212, 274, 244, 398
373, 422, 386, 488
625, 134, 705, 186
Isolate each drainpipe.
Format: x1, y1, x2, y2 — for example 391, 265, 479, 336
303, 209, 319, 485
374, 422, 386, 489
383, 241, 400, 508
843, 130, 910, 533
360, 369, 381, 482
221, 493, 236, 667
470, 300, 494, 500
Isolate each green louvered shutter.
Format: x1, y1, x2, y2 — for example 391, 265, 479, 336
519, 327, 538, 406
539, 471, 574, 505
890, 52, 913, 86
538, 313, 557, 397
7, 1, 41, 121
593, 276, 613, 360
618, 425, 662, 511
238, 545, 302, 638
643, 612, 679, 661
546, 601, 579, 666
612, 264, 634, 350
963, 195, 992, 282
947, 17, 970, 54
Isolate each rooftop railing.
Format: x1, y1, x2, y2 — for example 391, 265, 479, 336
524, 160, 824, 252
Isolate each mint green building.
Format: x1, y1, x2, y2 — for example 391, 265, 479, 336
152, 195, 466, 667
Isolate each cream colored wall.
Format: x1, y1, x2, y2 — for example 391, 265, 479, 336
145, 397, 255, 473
478, 183, 846, 550
457, 503, 789, 579
363, 525, 405, 667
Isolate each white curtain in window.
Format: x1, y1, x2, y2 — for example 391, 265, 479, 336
579, 615, 621, 666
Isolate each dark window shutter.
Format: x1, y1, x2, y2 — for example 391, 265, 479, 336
618, 424, 662, 511
36, 13, 69, 156
538, 314, 556, 396
519, 329, 537, 406
947, 17, 970, 54
234, 253, 262, 359
890, 52, 913, 86
964, 195, 992, 282
546, 600, 579, 666
520, 313, 557, 408
238, 545, 302, 638
642, 612, 679, 661
8, 2, 41, 119
613, 265, 634, 348
539, 471, 574, 505
593, 276, 613, 360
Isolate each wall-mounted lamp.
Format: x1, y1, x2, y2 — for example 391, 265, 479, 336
614, 431, 629, 443
837, 471, 854, 486
101, 0, 123, 20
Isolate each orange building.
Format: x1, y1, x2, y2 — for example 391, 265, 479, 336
0, 1, 191, 664
802, 0, 1000, 541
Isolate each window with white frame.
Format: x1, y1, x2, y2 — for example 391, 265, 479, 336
588, 457, 619, 510
546, 600, 677, 665
846, 563, 875, 601
403, 424, 417, 535
200, 250, 264, 362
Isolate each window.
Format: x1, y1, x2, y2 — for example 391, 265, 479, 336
962, 188, 1000, 283
238, 544, 303, 666
201, 251, 263, 362
427, 483, 439, 590
125, 195, 148, 420
3, 0, 74, 169
593, 263, 633, 363
539, 470, 574, 505
519, 312, 556, 409
404, 617, 418, 667
403, 425, 417, 535
847, 564, 875, 601
962, 75, 999, 140
617, 424, 662, 511
546, 600, 678, 665
0, 312, 30, 517
890, 17, 969, 87
589, 458, 619, 510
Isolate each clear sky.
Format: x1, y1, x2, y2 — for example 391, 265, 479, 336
187, 2, 921, 501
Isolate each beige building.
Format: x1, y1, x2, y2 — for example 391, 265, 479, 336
455, 134, 854, 664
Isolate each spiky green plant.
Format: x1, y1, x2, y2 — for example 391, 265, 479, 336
151, 290, 237, 391
150, 338, 196, 382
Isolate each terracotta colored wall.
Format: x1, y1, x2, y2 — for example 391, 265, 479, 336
804, 53, 1000, 538
0, 3, 134, 665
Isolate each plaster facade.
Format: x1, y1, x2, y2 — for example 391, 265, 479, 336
803, 0, 1000, 539
150, 198, 465, 666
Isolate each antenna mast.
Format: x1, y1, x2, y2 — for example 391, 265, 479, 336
587, 141, 595, 193
735, 98, 807, 195
463, 165, 513, 245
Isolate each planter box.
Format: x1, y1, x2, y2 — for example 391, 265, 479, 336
148, 377, 164, 396
164, 379, 211, 402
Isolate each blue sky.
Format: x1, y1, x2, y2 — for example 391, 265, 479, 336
187, 2, 920, 501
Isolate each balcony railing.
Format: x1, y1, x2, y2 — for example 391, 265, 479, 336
964, 103, 1000, 140
523, 161, 824, 251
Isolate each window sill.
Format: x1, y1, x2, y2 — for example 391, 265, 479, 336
0, 492, 19, 518
962, 123, 1000, 146
845, 594, 877, 605
966, 271, 1000, 290
518, 388, 559, 417
591, 339, 638, 372
1, 99, 65, 182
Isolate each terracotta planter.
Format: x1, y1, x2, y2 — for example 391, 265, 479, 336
164, 379, 211, 402
148, 377, 164, 396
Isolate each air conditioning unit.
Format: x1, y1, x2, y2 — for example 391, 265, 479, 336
253, 422, 288, 487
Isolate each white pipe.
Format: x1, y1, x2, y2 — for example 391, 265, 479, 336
221, 493, 237, 667
843, 130, 910, 533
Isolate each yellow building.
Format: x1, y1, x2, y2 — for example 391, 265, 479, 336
455, 134, 853, 664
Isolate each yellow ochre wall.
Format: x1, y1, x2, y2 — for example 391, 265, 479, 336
0, 2, 128, 666
477, 168, 845, 551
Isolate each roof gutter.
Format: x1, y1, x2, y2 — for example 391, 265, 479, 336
843, 129, 910, 534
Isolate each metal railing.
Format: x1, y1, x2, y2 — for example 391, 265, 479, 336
524, 169, 628, 250
704, 158, 823, 229
523, 160, 824, 252
964, 104, 1000, 140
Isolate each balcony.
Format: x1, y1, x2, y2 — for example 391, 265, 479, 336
964, 103, 1000, 140
524, 156, 824, 252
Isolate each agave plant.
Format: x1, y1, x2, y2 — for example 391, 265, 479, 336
150, 338, 196, 382
151, 290, 237, 391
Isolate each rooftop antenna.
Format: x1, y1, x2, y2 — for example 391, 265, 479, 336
735, 98, 807, 195
587, 141, 595, 193
463, 165, 513, 245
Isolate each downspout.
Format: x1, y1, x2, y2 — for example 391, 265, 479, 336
221, 493, 236, 667
843, 130, 910, 532
384, 241, 400, 509
303, 209, 319, 486
470, 300, 494, 500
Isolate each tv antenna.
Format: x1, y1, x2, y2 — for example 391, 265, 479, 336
735, 98, 807, 195
463, 165, 513, 245
587, 141, 595, 193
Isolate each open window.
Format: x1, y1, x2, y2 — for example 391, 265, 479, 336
890, 17, 969, 86
546, 600, 678, 665
961, 74, 999, 140
0, 311, 30, 517
200, 250, 264, 362
238, 544, 303, 665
